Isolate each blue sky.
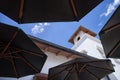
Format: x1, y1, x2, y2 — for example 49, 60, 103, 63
0, 0, 120, 49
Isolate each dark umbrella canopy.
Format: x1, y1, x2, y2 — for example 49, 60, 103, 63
48, 58, 114, 80
0, 0, 102, 23
0, 23, 47, 78
99, 6, 120, 58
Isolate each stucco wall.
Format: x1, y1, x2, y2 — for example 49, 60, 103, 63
41, 51, 72, 74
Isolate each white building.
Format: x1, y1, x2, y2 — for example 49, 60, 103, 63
68, 26, 105, 59
30, 26, 119, 80
68, 26, 120, 80
24, 26, 120, 80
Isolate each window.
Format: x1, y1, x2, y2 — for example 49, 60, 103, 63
77, 36, 80, 41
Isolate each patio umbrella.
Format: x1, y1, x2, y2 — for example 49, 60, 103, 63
0, 23, 47, 78
0, 0, 103, 23
48, 58, 114, 80
99, 6, 120, 58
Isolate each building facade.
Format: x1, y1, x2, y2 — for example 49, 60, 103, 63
68, 26, 120, 80
31, 26, 120, 80
30, 36, 82, 80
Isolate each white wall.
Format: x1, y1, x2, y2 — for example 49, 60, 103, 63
72, 34, 105, 59
41, 51, 72, 74
110, 59, 120, 79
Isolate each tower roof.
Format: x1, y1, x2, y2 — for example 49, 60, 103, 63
68, 26, 97, 44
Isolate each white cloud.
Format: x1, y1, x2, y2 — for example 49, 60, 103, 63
43, 23, 50, 26
98, 22, 103, 27
101, 4, 115, 17
114, 0, 120, 5
31, 23, 50, 35
31, 24, 44, 34
100, 0, 120, 17
38, 23, 43, 26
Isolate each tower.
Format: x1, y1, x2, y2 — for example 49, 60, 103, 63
69, 26, 105, 59
68, 26, 119, 80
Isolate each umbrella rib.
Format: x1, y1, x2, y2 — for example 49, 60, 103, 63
49, 67, 68, 80
9, 53, 19, 78
5, 46, 23, 55
64, 71, 71, 80
75, 63, 81, 80
64, 65, 74, 80
49, 65, 73, 80
70, 0, 78, 20
0, 56, 21, 59
19, 0, 24, 21
20, 55, 40, 73
108, 40, 120, 57
64, 64, 75, 80
77, 60, 110, 64
79, 64, 87, 72
5, 50, 23, 55
88, 64, 113, 71
52, 64, 73, 70
102, 23, 120, 33
86, 68, 99, 80
22, 50, 43, 57
1, 30, 19, 54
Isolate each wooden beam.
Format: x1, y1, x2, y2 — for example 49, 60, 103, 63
56, 51, 62, 56
66, 54, 73, 59
44, 46, 50, 52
